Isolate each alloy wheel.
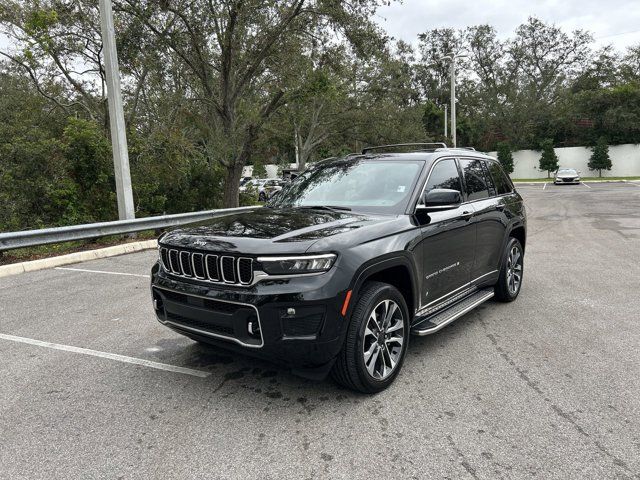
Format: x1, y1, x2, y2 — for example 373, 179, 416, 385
362, 299, 405, 380
506, 245, 523, 295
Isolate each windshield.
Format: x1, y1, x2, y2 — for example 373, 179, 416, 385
558, 169, 577, 174
268, 159, 424, 214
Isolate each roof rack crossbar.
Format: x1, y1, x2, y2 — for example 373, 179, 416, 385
361, 143, 447, 154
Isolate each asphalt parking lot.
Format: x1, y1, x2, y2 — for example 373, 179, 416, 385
1, 182, 639, 479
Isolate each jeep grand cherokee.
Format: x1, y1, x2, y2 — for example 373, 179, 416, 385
150, 143, 526, 393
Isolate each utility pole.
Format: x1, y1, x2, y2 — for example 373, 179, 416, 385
444, 104, 448, 139
99, 0, 135, 220
450, 56, 456, 148
439, 53, 467, 148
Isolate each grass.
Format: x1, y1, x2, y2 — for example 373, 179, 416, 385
0, 230, 158, 266
512, 176, 640, 182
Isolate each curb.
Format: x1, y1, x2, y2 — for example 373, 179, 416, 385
514, 179, 640, 184
0, 240, 158, 279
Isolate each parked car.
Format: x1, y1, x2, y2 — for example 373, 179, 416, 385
239, 176, 253, 187
554, 168, 581, 184
151, 143, 527, 393
239, 178, 267, 194
258, 179, 287, 201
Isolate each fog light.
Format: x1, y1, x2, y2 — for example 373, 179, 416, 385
287, 307, 296, 316
247, 316, 260, 336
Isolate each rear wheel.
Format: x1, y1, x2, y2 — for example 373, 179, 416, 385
331, 282, 409, 393
494, 237, 524, 302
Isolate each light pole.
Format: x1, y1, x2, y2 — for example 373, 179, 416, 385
99, 0, 135, 220
440, 53, 467, 148
444, 104, 448, 138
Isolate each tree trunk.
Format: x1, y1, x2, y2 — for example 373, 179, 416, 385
599, 169, 602, 177
223, 162, 244, 208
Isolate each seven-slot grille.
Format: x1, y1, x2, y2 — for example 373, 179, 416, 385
159, 246, 254, 285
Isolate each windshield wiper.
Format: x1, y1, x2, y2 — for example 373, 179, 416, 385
296, 205, 352, 212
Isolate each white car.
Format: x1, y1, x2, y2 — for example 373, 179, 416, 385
239, 178, 267, 193
554, 168, 581, 185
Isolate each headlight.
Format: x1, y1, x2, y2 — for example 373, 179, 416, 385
257, 254, 337, 275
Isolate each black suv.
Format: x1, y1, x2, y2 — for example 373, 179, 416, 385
150, 144, 526, 393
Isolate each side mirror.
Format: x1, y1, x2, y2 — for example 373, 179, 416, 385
419, 189, 462, 211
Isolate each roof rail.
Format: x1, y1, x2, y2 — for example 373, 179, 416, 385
458, 146, 476, 151
362, 143, 447, 154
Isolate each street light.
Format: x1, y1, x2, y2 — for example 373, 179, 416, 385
439, 53, 467, 148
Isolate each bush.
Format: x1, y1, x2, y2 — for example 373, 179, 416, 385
588, 137, 612, 177
496, 142, 514, 174
538, 139, 559, 178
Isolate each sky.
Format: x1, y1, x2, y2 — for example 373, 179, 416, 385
375, 0, 640, 52
1, 1, 639, 53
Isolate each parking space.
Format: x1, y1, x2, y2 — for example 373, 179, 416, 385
1, 183, 639, 479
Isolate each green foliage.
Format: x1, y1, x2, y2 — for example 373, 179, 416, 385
496, 142, 514, 174
538, 139, 559, 178
252, 159, 267, 178
422, 101, 444, 138
588, 137, 612, 177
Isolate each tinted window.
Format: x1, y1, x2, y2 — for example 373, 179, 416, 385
481, 161, 497, 196
269, 159, 423, 214
421, 159, 462, 202
460, 159, 489, 201
487, 161, 513, 195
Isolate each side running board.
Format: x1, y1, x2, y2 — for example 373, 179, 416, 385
410, 288, 494, 336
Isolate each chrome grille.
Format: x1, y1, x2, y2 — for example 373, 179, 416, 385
160, 247, 253, 285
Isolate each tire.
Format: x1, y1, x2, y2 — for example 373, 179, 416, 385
331, 281, 410, 393
494, 237, 524, 302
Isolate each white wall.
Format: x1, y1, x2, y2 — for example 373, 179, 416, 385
487, 144, 640, 179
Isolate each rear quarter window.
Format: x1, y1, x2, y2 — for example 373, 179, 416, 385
487, 161, 513, 195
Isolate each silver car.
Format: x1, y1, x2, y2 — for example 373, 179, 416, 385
554, 168, 581, 185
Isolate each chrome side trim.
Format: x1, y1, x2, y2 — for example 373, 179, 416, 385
413, 291, 495, 336
154, 285, 264, 349
417, 270, 498, 313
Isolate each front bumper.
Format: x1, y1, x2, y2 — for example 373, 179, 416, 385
555, 178, 580, 184
150, 262, 350, 376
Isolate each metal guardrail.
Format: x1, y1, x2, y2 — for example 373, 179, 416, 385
0, 206, 257, 251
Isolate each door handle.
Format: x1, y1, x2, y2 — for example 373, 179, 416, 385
460, 210, 474, 220
496, 204, 506, 211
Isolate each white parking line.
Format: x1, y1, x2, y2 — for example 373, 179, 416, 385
0, 333, 210, 378
55, 267, 150, 278
582, 182, 591, 189
543, 183, 547, 190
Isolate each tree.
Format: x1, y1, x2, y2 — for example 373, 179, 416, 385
252, 159, 267, 178
118, 0, 387, 207
538, 139, 558, 178
496, 142, 514, 174
588, 137, 612, 177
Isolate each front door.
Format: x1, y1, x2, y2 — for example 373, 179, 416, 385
417, 158, 475, 313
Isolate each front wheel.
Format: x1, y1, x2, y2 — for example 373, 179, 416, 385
331, 282, 409, 393
494, 237, 524, 302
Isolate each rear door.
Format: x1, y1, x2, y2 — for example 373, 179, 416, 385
417, 158, 475, 312
459, 158, 507, 281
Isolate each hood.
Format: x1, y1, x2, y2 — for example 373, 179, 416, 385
159, 207, 407, 255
